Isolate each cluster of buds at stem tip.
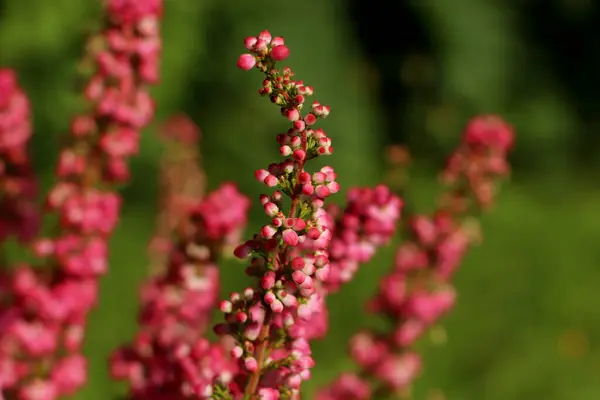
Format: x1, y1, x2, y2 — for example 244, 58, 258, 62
209, 30, 336, 400
0, 1, 162, 399
317, 116, 515, 400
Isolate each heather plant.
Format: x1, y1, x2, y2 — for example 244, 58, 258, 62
0, 2, 515, 399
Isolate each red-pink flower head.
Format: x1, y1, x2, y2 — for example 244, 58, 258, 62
463, 114, 514, 153
193, 182, 251, 245
106, 0, 163, 24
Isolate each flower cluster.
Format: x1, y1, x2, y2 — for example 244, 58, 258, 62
317, 116, 514, 399
441, 115, 514, 212
209, 30, 336, 399
0, 15, 518, 399
323, 185, 403, 293
292, 185, 404, 340
110, 180, 250, 399
0, 69, 40, 244
0, 1, 162, 398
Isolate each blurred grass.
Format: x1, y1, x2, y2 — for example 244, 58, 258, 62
0, 0, 599, 399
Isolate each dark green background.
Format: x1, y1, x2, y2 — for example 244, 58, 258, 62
1, 0, 599, 399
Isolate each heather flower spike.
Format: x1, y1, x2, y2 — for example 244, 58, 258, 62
317, 116, 515, 399
110, 183, 251, 398
211, 30, 336, 399
0, 1, 162, 398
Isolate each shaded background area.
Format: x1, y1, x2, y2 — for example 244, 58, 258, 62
1, 0, 600, 398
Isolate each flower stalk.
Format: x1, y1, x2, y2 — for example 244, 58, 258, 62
213, 30, 337, 400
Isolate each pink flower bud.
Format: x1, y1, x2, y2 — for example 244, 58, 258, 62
312, 171, 326, 184
270, 299, 284, 312
261, 271, 276, 290
234, 243, 252, 258
282, 229, 299, 246
315, 185, 331, 198
284, 108, 300, 121
292, 270, 306, 284
298, 171, 311, 184
271, 45, 290, 61
307, 227, 321, 240
278, 290, 297, 308
301, 183, 314, 195
237, 54, 256, 70
231, 346, 244, 359
255, 169, 269, 182
219, 300, 233, 313
259, 194, 270, 205
244, 36, 258, 50
312, 198, 325, 209
293, 149, 306, 161
305, 113, 317, 125
245, 322, 261, 340
258, 30, 272, 43
245, 357, 258, 372
271, 190, 283, 203
293, 218, 306, 231
260, 225, 277, 239
314, 254, 328, 268
271, 36, 285, 47
236, 311, 248, 323
315, 266, 329, 281
327, 181, 341, 193
264, 174, 279, 187
264, 291, 276, 304
293, 120, 305, 131
292, 257, 305, 270
282, 160, 295, 173
319, 105, 331, 117
255, 39, 268, 52
263, 202, 279, 217
280, 145, 292, 156
243, 288, 254, 299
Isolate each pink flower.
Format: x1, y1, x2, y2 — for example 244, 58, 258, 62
271, 45, 290, 61
237, 53, 256, 70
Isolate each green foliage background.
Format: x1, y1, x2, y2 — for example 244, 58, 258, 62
1, 0, 599, 399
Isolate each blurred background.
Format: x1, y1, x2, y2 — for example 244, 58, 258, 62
1, 0, 600, 399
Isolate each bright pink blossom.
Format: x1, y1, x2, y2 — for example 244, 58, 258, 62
0, 1, 162, 397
